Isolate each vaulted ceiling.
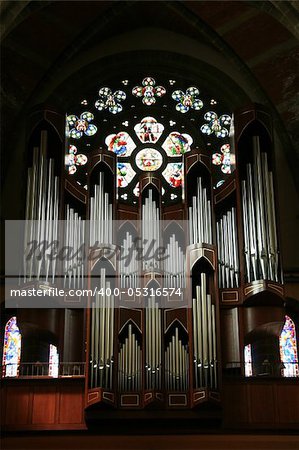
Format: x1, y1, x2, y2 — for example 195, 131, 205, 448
1, 1, 299, 193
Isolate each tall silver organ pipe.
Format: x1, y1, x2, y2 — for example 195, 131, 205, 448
145, 297, 162, 389
64, 205, 85, 289
118, 324, 142, 392
164, 234, 186, 288
24, 131, 59, 283
241, 136, 279, 282
192, 273, 217, 389
216, 208, 239, 288
165, 327, 188, 391
188, 177, 212, 245
90, 268, 114, 389
119, 231, 139, 288
89, 172, 113, 246
142, 189, 160, 270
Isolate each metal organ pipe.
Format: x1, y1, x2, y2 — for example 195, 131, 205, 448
120, 231, 139, 288
89, 172, 113, 246
164, 234, 186, 288
188, 177, 212, 245
24, 132, 60, 283
90, 268, 115, 390
142, 189, 160, 270
192, 273, 217, 389
145, 297, 162, 389
216, 208, 239, 288
118, 324, 142, 392
64, 205, 85, 289
165, 327, 188, 391
241, 136, 279, 282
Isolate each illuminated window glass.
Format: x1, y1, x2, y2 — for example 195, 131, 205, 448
49, 344, 59, 378
2, 317, 21, 377
244, 344, 252, 377
162, 132, 192, 156
280, 315, 299, 377
135, 148, 163, 172
117, 163, 136, 188
105, 132, 136, 156
134, 117, 164, 143
162, 163, 184, 188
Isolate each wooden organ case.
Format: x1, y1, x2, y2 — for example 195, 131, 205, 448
21, 100, 285, 428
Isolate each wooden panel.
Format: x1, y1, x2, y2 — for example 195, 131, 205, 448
277, 384, 299, 424
222, 383, 248, 425
249, 384, 275, 423
220, 308, 240, 366
59, 385, 84, 424
32, 386, 56, 424
5, 386, 30, 425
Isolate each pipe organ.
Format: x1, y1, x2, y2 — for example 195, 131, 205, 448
145, 297, 162, 390
64, 204, 85, 289
188, 177, 212, 245
192, 274, 217, 390
21, 103, 285, 418
90, 268, 114, 390
216, 207, 239, 288
241, 136, 279, 283
24, 131, 60, 283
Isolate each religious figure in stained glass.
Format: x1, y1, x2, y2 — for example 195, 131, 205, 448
2, 317, 21, 377
117, 163, 136, 188
162, 132, 192, 156
280, 315, 299, 377
162, 163, 183, 188
134, 117, 164, 143
135, 149, 163, 172
105, 132, 136, 156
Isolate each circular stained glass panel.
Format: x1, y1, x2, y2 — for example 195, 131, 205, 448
135, 148, 163, 172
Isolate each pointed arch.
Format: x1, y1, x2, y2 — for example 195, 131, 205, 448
279, 315, 299, 377
2, 317, 22, 377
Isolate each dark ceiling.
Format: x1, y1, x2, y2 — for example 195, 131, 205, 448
1, 1, 299, 192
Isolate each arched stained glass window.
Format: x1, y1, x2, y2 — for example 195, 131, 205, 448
280, 315, 299, 377
2, 317, 21, 377
244, 344, 252, 377
49, 344, 59, 378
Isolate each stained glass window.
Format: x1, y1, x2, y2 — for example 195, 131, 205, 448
49, 344, 59, 378
65, 144, 87, 174
132, 77, 166, 105
171, 87, 203, 113
134, 117, 164, 143
162, 163, 184, 188
200, 112, 231, 138
65, 75, 233, 202
135, 148, 163, 172
95, 87, 126, 114
117, 163, 136, 188
2, 317, 21, 377
162, 132, 192, 156
105, 132, 136, 156
212, 143, 235, 174
244, 344, 252, 377
279, 315, 299, 377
